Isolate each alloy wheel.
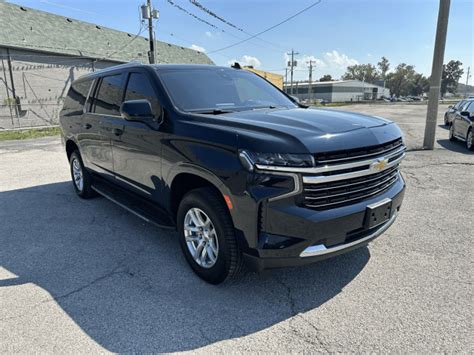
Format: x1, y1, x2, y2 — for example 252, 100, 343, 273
183, 208, 219, 268
72, 158, 84, 192
468, 131, 473, 150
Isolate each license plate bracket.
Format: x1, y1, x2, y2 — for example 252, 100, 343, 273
364, 198, 392, 229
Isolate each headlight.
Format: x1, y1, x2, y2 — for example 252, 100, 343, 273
239, 150, 314, 171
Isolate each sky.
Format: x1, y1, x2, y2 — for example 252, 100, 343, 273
7, 0, 474, 82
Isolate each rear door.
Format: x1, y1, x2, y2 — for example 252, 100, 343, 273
80, 73, 126, 179
112, 70, 164, 201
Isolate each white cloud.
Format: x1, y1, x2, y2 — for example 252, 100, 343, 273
190, 44, 206, 53
228, 55, 262, 68
205, 31, 213, 38
324, 50, 358, 68
301, 55, 326, 68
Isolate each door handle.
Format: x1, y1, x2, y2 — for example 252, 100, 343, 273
83, 123, 92, 129
113, 128, 123, 136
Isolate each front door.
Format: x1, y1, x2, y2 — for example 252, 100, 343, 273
112, 71, 164, 202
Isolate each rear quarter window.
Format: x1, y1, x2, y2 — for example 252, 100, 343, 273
62, 80, 92, 116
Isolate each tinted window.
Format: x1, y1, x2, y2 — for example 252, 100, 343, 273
454, 100, 464, 110
465, 101, 474, 113
62, 79, 92, 116
157, 68, 296, 112
124, 72, 161, 117
93, 74, 124, 115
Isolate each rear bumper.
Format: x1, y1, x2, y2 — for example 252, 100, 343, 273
242, 174, 405, 272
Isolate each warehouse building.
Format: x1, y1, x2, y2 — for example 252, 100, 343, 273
243, 66, 284, 89
284, 80, 390, 103
0, 2, 213, 129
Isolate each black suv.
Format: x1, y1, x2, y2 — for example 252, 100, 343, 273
60, 63, 406, 284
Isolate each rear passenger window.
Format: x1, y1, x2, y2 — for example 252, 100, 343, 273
62, 80, 92, 116
124, 73, 161, 118
93, 74, 124, 116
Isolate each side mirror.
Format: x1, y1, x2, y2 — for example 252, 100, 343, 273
120, 100, 154, 122
448, 105, 453, 109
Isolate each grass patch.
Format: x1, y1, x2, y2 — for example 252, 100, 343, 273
0, 127, 61, 141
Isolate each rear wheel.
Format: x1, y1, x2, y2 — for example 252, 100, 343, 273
444, 114, 449, 126
69, 151, 96, 198
177, 187, 243, 284
467, 129, 474, 151
449, 124, 456, 141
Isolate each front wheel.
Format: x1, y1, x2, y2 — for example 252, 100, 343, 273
467, 130, 474, 151
177, 187, 243, 284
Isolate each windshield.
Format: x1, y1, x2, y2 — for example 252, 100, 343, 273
156, 67, 297, 113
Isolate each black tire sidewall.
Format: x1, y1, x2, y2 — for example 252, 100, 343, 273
177, 189, 235, 284
467, 129, 474, 151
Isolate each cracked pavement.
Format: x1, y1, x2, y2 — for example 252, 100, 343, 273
0, 104, 472, 352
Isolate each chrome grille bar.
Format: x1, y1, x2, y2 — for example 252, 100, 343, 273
304, 171, 399, 201
304, 166, 398, 192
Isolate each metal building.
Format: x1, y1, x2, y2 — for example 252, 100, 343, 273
284, 80, 390, 103
0, 2, 213, 129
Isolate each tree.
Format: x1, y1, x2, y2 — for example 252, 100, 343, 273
319, 74, 333, 82
377, 56, 390, 79
385, 63, 417, 97
408, 73, 429, 96
441, 60, 463, 97
342, 64, 380, 83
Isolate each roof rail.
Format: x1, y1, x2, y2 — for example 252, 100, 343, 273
88, 61, 144, 76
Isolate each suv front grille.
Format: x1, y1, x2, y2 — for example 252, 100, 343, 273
301, 138, 405, 210
302, 165, 400, 209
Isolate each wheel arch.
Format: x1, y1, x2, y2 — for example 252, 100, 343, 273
167, 166, 231, 220
65, 139, 80, 160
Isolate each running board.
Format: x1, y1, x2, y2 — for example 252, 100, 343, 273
91, 179, 175, 230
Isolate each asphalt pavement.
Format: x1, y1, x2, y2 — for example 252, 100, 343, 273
0, 104, 472, 352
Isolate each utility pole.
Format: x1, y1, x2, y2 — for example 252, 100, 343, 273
285, 68, 288, 91
286, 49, 299, 95
465, 66, 471, 98
307, 60, 316, 103
423, 0, 451, 150
141, 0, 159, 64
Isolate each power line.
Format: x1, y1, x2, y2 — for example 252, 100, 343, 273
166, 0, 284, 54
207, 0, 322, 54
187, 0, 285, 51
188, 0, 243, 32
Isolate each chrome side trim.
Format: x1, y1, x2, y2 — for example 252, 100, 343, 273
255, 145, 406, 174
300, 212, 398, 257
302, 153, 405, 184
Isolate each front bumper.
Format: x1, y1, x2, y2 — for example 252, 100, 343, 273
242, 174, 405, 272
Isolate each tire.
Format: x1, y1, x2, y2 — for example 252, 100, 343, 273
177, 187, 243, 284
444, 114, 449, 126
69, 150, 96, 198
467, 129, 474, 151
449, 124, 456, 141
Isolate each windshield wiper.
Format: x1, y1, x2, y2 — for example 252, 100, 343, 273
192, 109, 235, 115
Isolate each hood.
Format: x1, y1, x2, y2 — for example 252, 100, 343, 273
199, 107, 401, 153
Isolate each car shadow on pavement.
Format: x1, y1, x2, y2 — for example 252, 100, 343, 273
437, 139, 473, 154
0, 181, 370, 352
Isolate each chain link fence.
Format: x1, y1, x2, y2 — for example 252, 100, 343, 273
0, 102, 62, 130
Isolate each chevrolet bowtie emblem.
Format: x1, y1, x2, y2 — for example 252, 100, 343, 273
372, 158, 388, 171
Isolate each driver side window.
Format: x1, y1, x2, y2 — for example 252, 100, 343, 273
124, 72, 162, 119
